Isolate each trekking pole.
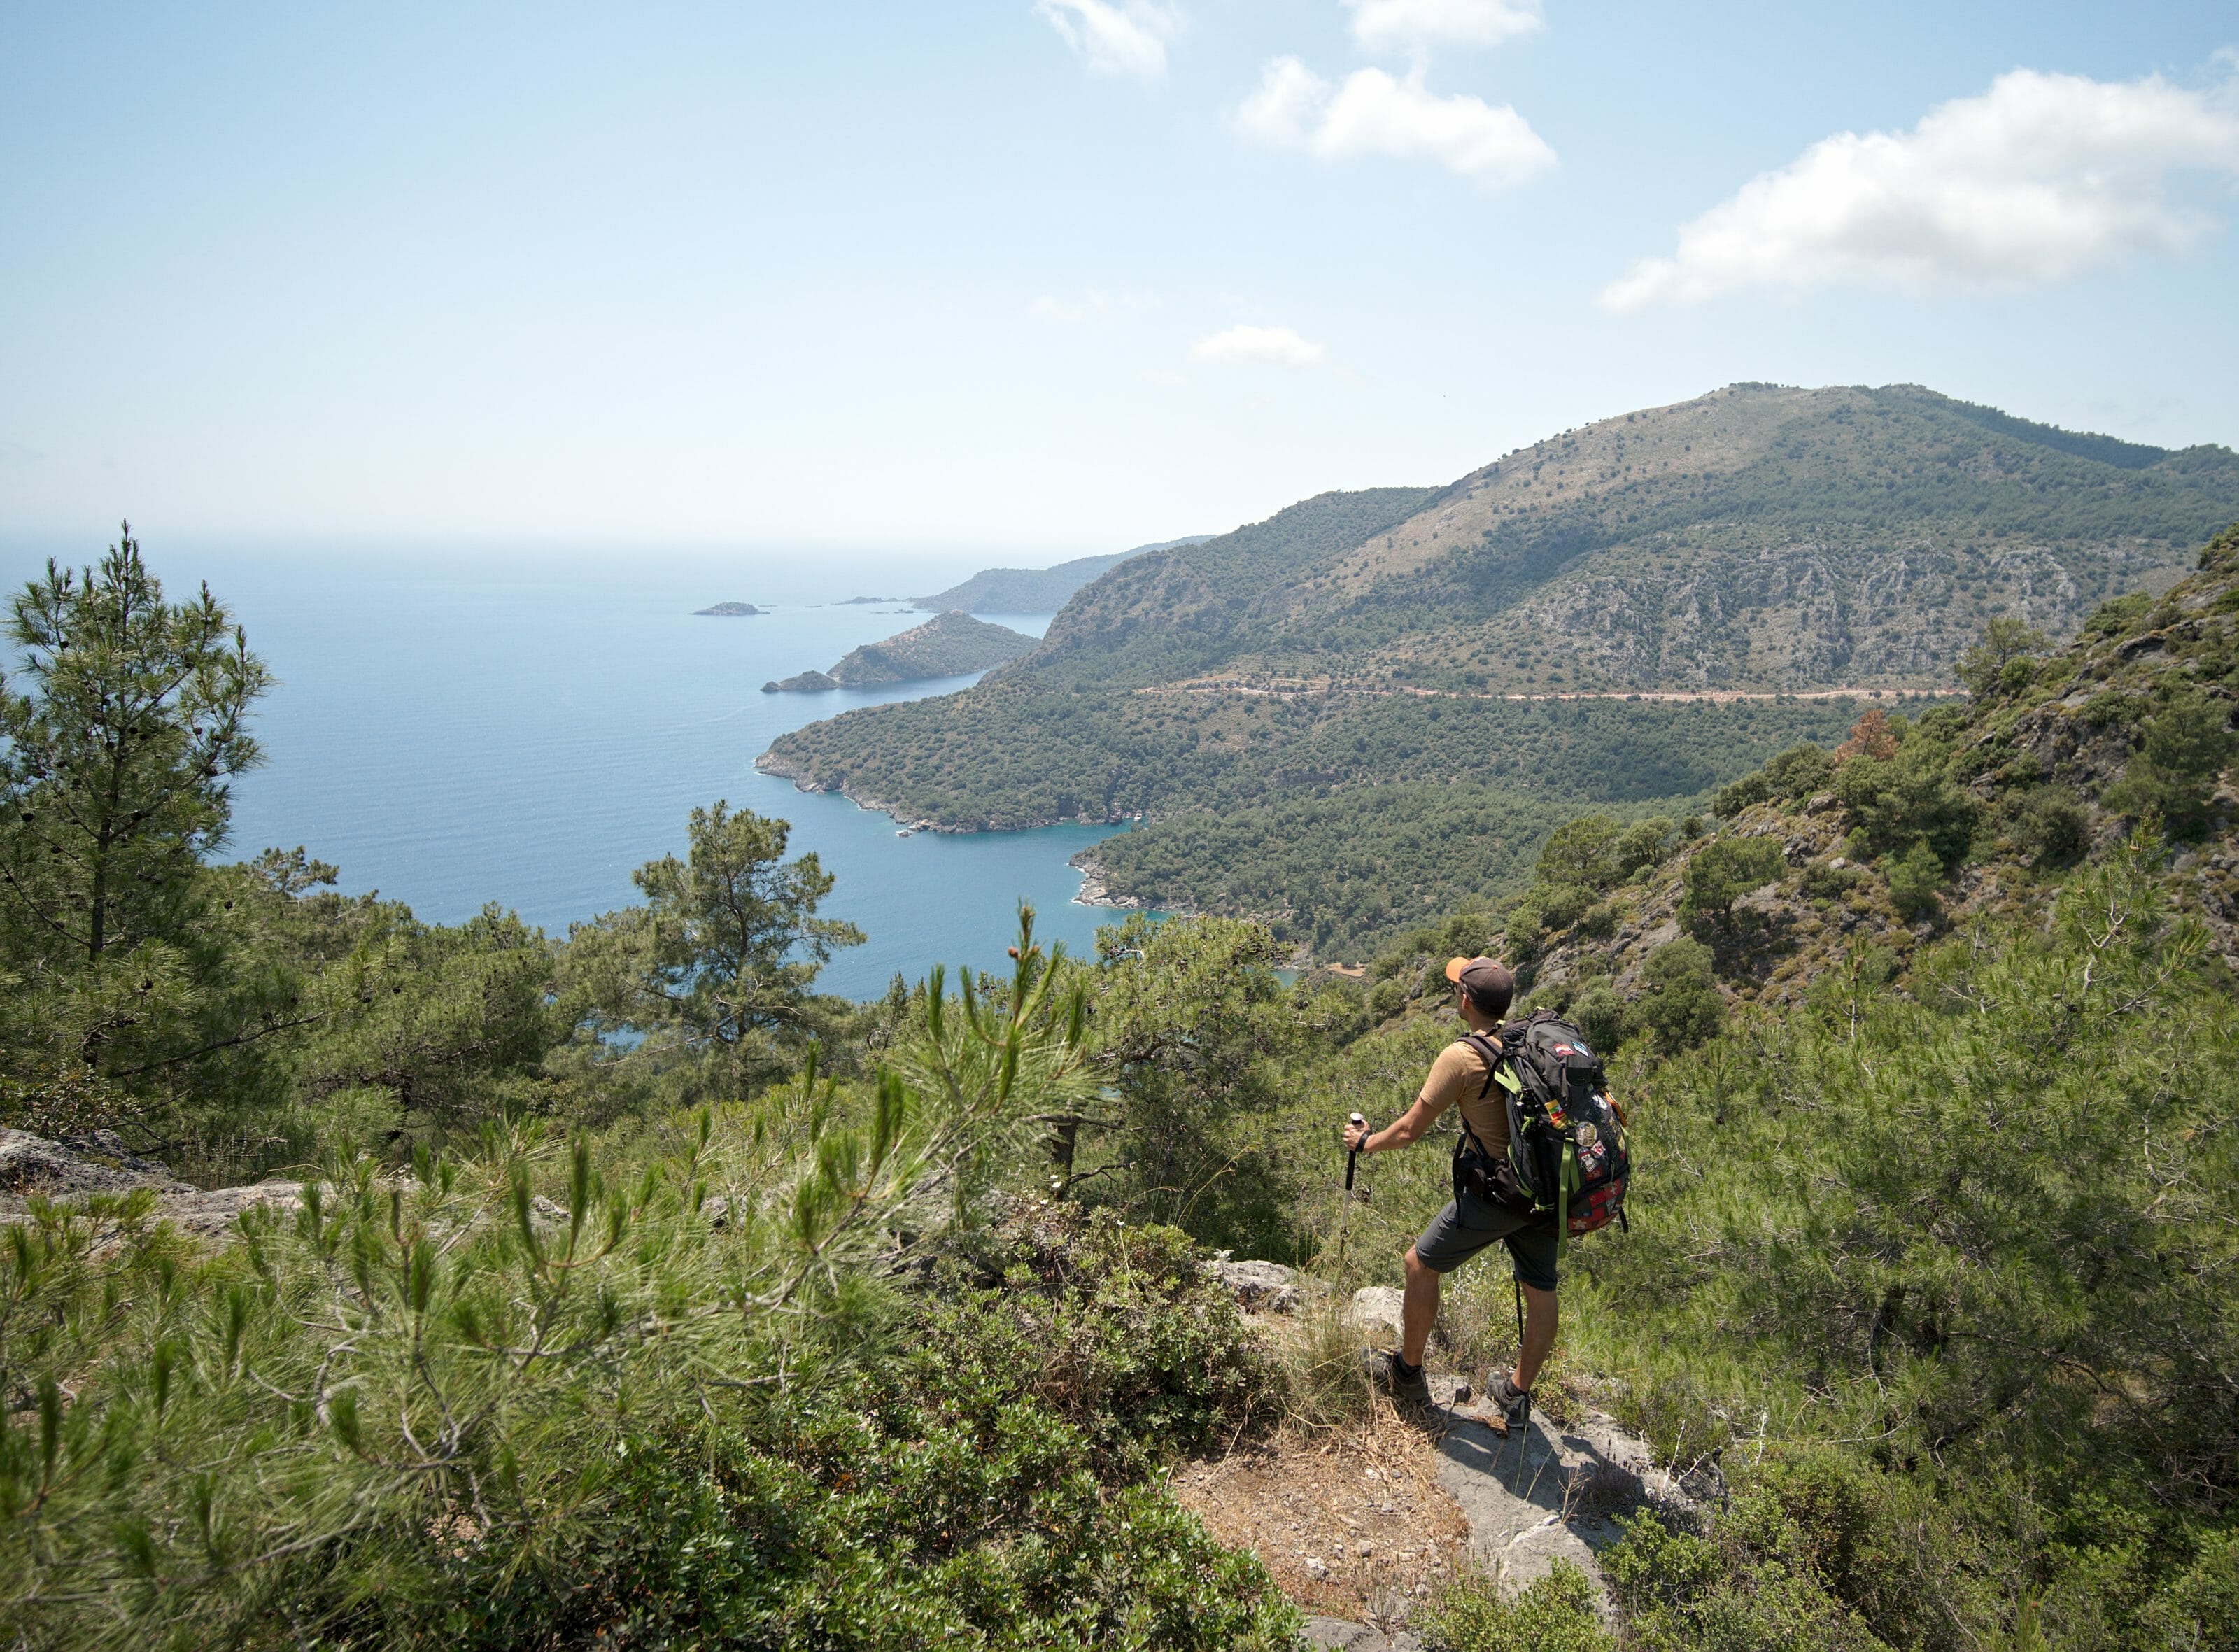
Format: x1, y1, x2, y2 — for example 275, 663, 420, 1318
1332, 1113, 1366, 1280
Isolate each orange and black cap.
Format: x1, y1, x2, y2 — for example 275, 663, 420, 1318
1443, 956, 1515, 1018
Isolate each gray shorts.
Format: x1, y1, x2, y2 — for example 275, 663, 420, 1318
1413, 1192, 1560, 1294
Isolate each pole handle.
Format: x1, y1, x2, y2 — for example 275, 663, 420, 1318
1345, 1113, 1365, 1191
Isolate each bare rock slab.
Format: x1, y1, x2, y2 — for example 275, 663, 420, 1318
1199, 1258, 1308, 1313
1347, 1285, 1406, 1339
1301, 1617, 1423, 1652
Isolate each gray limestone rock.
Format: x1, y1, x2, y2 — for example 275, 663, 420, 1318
1347, 1285, 1407, 1339
1301, 1618, 1422, 1651
1425, 1397, 1696, 1604
1199, 1257, 1306, 1313
0, 1127, 191, 1198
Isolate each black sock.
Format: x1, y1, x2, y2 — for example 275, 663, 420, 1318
1394, 1353, 1420, 1375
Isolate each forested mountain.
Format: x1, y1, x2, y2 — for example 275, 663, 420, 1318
906, 536, 1212, 614
1017, 384, 2236, 696
762, 384, 2238, 957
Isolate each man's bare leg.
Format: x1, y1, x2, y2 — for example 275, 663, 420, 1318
1514, 1283, 1558, 1392
1400, 1245, 1440, 1367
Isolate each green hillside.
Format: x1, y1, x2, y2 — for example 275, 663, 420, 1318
1025, 383, 2238, 696
762, 384, 2236, 958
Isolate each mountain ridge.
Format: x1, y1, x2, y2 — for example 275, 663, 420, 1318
1000, 383, 2236, 697
908, 537, 1213, 615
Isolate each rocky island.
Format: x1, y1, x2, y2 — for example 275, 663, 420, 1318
691, 600, 762, 616
762, 609, 1036, 692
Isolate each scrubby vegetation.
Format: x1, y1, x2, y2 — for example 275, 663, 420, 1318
7, 521, 2239, 1647
769, 683, 1872, 956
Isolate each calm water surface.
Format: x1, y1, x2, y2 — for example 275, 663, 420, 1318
1, 540, 1147, 999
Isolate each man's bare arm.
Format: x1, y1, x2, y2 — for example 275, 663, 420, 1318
1345, 1094, 1443, 1155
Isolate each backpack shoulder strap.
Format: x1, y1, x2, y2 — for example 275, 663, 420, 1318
1449, 1032, 1514, 1162
1458, 1031, 1512, 1100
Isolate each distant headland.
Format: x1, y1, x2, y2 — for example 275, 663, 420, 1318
691, 601, 762, 616
763, 610, 1036, 693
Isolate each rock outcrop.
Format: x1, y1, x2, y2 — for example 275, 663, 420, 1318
1, 1127, 302, 1243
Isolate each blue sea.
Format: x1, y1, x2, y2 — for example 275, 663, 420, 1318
0, 538, 1148, 1001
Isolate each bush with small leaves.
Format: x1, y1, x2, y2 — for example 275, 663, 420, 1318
1956, 617, 2051, 700
1571, 982, 1630, 1057
1422, 1558, 1613, 1652
2104, 689, 2236, 840
1635, 938, 1724, 1054
1537, 816, 1625, 890
1713, 744, 1836, 818
2007, 787, 2091, 870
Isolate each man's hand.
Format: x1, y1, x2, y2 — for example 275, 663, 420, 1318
1343, 1118, 1373, 1153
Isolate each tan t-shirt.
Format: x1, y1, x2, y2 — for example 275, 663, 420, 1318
1416, 1036, 1509, 1155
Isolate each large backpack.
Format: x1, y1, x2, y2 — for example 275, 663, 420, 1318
1453, 1010, 1630, 1243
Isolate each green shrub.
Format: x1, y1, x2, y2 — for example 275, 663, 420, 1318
1712, 744, 1835, 818
1537, 816, 1625, 889
1831, 735, 1978, 869
2075, 689, 2144, 730
1602, 1495, 1891, 1652
1422, 1558, 1612, 1652
1955, 618, 2051, 700
2140, 1529, 2239, 1651
1571, 982, 1630, 1057
1800, 859, 1867, 903
1636, 938, 1723, 1053
1612, 816, 1681, 880
2077, 591, 2151, 641
917, 1210, 1284, 1468
1534, 881, 1597, 932
2007, 786, 2091, 870
2105, 689, 2237, 840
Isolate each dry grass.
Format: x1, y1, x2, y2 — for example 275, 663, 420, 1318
1167, 1418, 1471, 1628
1268, 1299, 1380, 1432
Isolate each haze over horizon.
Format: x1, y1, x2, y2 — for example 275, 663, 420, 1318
4, 3, 2237, 564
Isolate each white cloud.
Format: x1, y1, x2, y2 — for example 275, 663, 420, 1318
1190, 325, 1327, 367
1343, 0, 1543, 54
1034, 0, 1182, 80
1029, 288, 1158, 323
1603, 66, 2239, 311
1237, 57, 1554, 188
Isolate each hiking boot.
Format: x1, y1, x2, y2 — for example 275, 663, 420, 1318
1363, 1348, 1430, 1400
1486, 1372, 1532, 1431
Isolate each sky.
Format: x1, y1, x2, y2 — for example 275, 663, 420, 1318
3, 1, 2237, 563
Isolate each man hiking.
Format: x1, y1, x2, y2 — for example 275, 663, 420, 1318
1341, 955, 1554, 1429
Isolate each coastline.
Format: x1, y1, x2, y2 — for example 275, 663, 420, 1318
752, 749, 1136, 837
1068, 847, 1171, 912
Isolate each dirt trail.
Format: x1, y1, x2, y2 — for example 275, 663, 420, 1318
1180, 1277, 1697, 1651
1138, 677, 1961, 705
